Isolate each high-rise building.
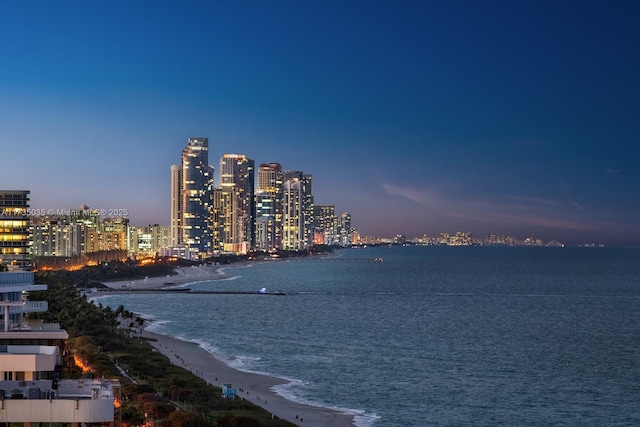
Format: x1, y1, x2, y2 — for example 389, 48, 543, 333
0, 268, 119, 425
0, 191, 118, 423
313, 205, 337, 246
255, 163, 283, 251
0, 191, 31, 270
170, 138, 214, 258
282, 172, 314, 251
128, 225, 171, 257
31, 208, 116, 258
339, 212, 352, 247
216, 154, 255, 254
170, 164, 181, 246
31, 216, 55, 257
85, 230, 126, 253
282, 179, 303, 251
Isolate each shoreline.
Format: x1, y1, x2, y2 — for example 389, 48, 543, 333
97, 262, 357, 426
98, 264, 232, 291
142, 330, 356, 427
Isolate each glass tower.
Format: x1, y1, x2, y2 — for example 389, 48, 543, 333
171, 138, 214, 257
255, 163, 283, 251
217, 154, 255, 254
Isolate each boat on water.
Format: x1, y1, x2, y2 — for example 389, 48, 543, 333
374, 257, 384, 262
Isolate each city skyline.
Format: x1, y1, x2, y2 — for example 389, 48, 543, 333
1, 1, 639, 246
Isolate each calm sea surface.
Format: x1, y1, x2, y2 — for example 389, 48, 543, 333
95, 246, 640, 426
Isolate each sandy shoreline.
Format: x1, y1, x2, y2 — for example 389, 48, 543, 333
99, 266, 357, 426
100, 264, 231, 290
142, 330, 356, 426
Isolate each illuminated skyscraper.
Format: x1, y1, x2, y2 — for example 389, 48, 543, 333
282, 171, 313, 251
0, 191, 31, 270
339, 212, 352, 246
255, 163, 283, 251
313, 205, 337, 245
0, 215, 118, 425
170, 138, 214, 258
170, 164, 181, 246
216, 154, 255, 254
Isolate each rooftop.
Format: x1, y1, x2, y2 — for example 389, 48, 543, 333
0, 379, 119, 401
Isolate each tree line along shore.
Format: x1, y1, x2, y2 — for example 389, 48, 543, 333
31, 264, 298, 427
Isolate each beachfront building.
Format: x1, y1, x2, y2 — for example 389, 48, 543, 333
170, 164, 181, 247
31, 211, 172, 259
282, 172, 314, 251
255, 163, 283, 251
0, 191, 31, 271
313, 205, 337, 246
170, 138, 214, 259
0, 270, 120, 426
32, 218, 84, 257
85, 229, 127, 253
338, 212, 352, 247
128, 225, 172, 257
0, 193, 120, 426
30, 208, 104, 257
59, 212, 129, 255
216, 154, 255, 254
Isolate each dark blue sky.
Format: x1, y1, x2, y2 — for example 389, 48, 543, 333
1, 1, 638, 245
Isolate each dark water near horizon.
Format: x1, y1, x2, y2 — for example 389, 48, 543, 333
95, 246, 640, 426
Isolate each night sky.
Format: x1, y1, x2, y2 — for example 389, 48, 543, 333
1, 1, 638, 246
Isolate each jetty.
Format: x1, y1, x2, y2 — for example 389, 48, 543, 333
93, 288, 286, 296
285, 258, 382, 262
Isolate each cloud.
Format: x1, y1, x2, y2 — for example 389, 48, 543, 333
445, 198, 595, 231
378, 180, 630, 241
569, 200, 585, 210
603, 168, 621, 175
381, 182, 431, 204
452, 210, 597, 231
506, 195, 559, 206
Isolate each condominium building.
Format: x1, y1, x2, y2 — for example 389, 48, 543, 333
255, 163, 283, 251
170, 138, 214, 258
128, 225, 171, 257
338, 212, 352, 247
31, 210, 117, 258
213, 187, 241, 253
216, 154, 255, 254
0, 270, 119, 425
313, 205, 337, 246
0, 193, 119, 426
170, 164, 181, 247
282, 172, 313, 251
85, 230, 127, 253
0, 191, 31, 271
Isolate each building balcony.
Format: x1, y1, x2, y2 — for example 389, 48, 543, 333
0, 272, 47, 295
6, 321, 64, 332
0, 271, 34, 286
4, 300, 48, 314
0, 322, 68, 339
0, 241, 29, 247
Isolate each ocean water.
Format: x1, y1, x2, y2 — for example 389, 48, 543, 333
95, 246, 640, 426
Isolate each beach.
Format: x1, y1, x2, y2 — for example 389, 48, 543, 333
101, 264, 229, 290
142, 330, 356, 427
102, 266, 357, 427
